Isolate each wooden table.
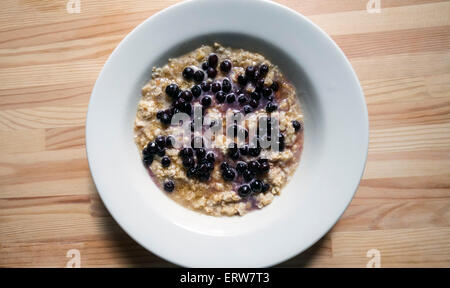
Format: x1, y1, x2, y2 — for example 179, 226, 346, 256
1, 0, 449, 268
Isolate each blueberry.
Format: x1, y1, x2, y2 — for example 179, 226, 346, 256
156, 146, 165, 157
182, 157, 195, 168
250, 179, 263, 193
249, 147, 261, 157
250, 99, 259, 108
155, 135, 166, 148
220, 162, 229, 171
191, 85, 202, 98
236, 161, 248, 174
195, 148, 205, 159
201, 96, 212, 107
201, 62, 209, 70
222, 78, 232, 93
243, 169, 255, 182
271, 81, 280, 91
266, 102, 278, 113
250, 91, 261, 101
222, 168, 236, 181
261, 182, 270, 192
146, 142, 158, 155
238, 94, 247, 105
180, 90, 193, 101
229, 150, 240, 160
238, 185, 252, 198
292, 120, 302, 132
207, 67, 217, 78
205, 152, 215, 163
267, 95, 274, 102
260, 161, 270, 173
248, 160, 260, 172
143, 154, 153, 167
182, 67, 194, 80
163, 180, 175, 192
211, 81, 221, 93
245, 66, 255, 79
179, 147, 193, 159
259, 64, 269, 76
160, 113, 171, 125
220, 60, 232, 73
165, 84, 179, 98
161, 156, 171, 167
201, 81, 211, 92
239, 145, 249, 156
165, 135, 175, 148
253, 70, 260, 81
208, 54, 219, 68
215, 91, 226, 103
237, 74, 248, 86
262, 87, 272, 97
243, 105, 252, 114
205, 162, 214, 171
186, 166, 197, 178
226, 93, 236, 104
193, 70, 204, 82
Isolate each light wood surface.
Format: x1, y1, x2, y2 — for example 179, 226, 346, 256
0, 0, 449, 268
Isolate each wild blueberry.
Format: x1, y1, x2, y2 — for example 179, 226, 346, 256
205, 152, 215, 163
163, 180, 175, 192
237, 74, 248, 86
222, 168, 236, 181
226, 93, 236, 104
266, 102, 278, 113
193, 70, 204, 82
165, 135, 175, 148
292, 120, 302, 132
161, 156, 171, 167
248, 160, 260, 172
182, 157, 195, 168
249, 147, 261, 157
182, 67, 194, 80
259, 64, 269, 76
238, 94, 247, 105
261, 182, 270, 192
220, 161, 229, 171
242, 169, 255, 182
155, 135, 166, 148
243, 105, 252, 114
165, 84, 179, 98
250, 99, 259, 108
160, 113, 171, 125
271, 81, 280, 91
208, 54, 219, 68
239, 145, 249, 156
220, 60, 232, 73
186, 166, 197, 178
201, 62, 209, 70
222, 78, 232, 93
179, 147, 193, 159
201, 96, 212, 107
207, 67, 217, 78
211, 81, 221, 93
238, 185, 252, 198
262, 87, 272, 97
250, 91, 261, 101
250, 179, 262, 193
236, 161, 248, 174
215, 91, 226, 103
143, 154, 153, 167
180, 90, 193, 101
245, 66, 255, 79
191, 85, 202, 97
201, 81, 211, 92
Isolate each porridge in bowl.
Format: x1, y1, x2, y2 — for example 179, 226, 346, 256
134, 43, 303, 216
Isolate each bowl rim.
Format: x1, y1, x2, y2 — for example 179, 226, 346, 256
86, 0, 369, 267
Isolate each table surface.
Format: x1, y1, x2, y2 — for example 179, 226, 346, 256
0, 0, 449, 268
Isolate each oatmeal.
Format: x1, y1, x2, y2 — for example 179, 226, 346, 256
134, 43, 303, 216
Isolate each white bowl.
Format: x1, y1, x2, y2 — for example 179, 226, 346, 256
86, 0, 368, 267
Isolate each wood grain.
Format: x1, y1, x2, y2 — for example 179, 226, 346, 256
0, 0, 449, 267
